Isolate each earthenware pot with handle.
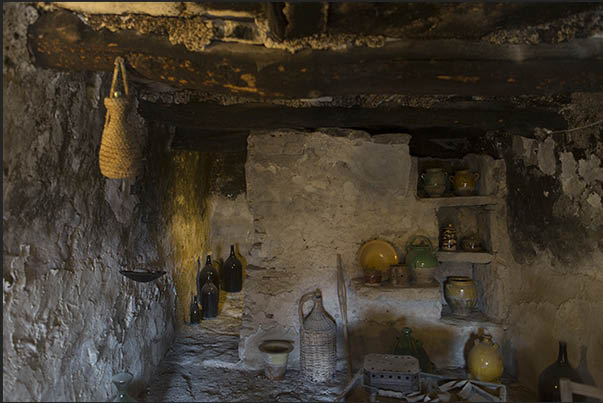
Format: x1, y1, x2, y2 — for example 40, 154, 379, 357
420, 168, 447, 197
450, 169, 480, 196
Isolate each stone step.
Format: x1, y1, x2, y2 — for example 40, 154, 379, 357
436, 251, 495, 264
348, 278, 443, 320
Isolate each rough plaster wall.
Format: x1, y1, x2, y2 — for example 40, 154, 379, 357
157, 147, 212, 325
239, 129, 508, 370
2, 4, 212, 401
208, 193, 254, 270
503, 93, 603, 390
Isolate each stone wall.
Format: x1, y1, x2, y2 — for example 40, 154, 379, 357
502, 93, 603, 390
3, 4, 212, 401
239, 129, 508, 370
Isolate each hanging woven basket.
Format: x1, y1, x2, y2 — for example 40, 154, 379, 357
99, 57, 142, 179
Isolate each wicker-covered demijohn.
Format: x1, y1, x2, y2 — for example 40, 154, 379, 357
98, 56, 142, 179
299, 289, 337, 382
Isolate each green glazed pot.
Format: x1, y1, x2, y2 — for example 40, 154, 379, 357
420, 168, 447, 197
405, 236, 438, 269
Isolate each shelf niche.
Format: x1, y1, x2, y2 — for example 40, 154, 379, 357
436, 206, 494, 254
415, 154, 502, 200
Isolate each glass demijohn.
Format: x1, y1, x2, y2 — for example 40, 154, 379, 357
201, 271, 219, 319
222, 245, 243, 292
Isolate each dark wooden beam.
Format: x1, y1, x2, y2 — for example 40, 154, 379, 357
171, 129, 248, 152
139, 100, 568, 132
29, 10, 603, 98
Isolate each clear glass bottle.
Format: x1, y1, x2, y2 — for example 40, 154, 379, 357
201, 272, 219, 319
222, 245, 243, 292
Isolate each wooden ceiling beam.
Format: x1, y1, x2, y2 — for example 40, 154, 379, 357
139, 100, 568, 132
29, 11, 603, 98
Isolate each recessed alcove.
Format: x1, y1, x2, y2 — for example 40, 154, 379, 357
4, 2, 603, 402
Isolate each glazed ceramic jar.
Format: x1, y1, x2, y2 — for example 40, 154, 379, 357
468, 334, 504, 382
420, 168, 447, 197
450, 169, 480, 196
444, 276, 477, 316
440, 224, 457, 251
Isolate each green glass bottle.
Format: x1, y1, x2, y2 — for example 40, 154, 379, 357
393, 327, 434, 372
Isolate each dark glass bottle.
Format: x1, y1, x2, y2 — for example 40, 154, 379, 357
577, 346, 598, 403
201, 272, 219, 319
393, 327, 434, 372
189, 295, 201, 324
222, 245, 243, 292
195, 258, 202, 299
198, 255, 220, 302
538, 341, 583, 402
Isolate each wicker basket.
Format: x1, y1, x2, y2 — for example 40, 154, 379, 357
98, 57, 142, 179
299, 289, 337, 382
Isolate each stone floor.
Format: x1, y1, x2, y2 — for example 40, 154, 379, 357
141, 316, 346, 402
140, 295, 537, 402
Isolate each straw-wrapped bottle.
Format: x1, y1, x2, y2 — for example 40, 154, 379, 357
299, 289, 337, 382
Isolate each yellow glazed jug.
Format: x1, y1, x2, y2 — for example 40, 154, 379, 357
450, 170, 480, 196
468, 334, 504, 382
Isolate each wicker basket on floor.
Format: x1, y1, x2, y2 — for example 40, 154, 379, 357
299, 289, 337, 383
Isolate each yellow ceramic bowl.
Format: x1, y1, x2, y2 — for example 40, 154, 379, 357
358, 240, 399, 272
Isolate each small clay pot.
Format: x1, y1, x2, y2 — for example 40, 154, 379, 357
389, 264, 410, 287
462, 235, 482, 252
259, 340, 294, 381
413, 266, 436, 286
363, 268, 382, 286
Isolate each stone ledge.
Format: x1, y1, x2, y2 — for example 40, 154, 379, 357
440, 305, 503, 327
436, 251, 494, 264
350, 278, 441, 301
417, 196, 499, 207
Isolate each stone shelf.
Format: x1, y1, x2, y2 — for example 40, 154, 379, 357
418, 195, 499, 207
436, 251, 494, 264
350, 278, 441, 301
440, 305, 502, 327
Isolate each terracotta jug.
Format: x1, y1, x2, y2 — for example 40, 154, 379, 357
444, 276, 477, 316
450, 169, 480, 196
468, 334, 504, 382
